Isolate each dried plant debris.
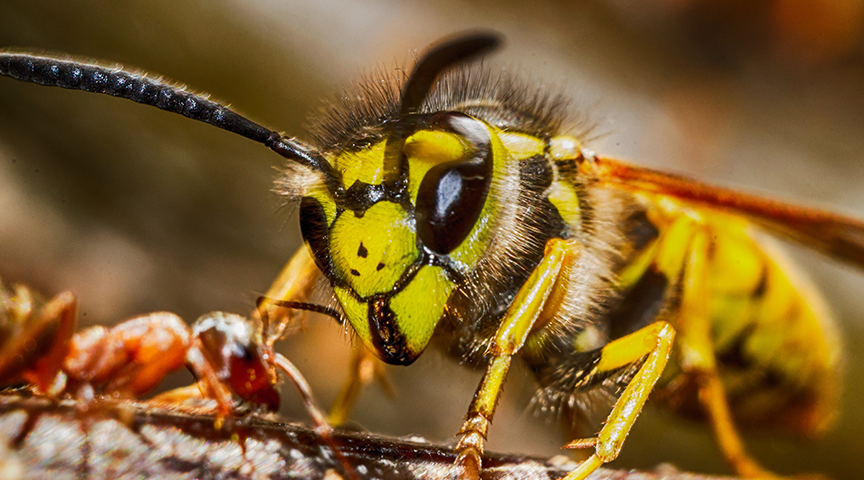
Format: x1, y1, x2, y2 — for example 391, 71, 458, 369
0, 393, 736, 480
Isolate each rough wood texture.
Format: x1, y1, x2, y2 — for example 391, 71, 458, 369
0, 393, 734, 480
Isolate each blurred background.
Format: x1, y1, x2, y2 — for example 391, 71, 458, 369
1, 0, 863, 478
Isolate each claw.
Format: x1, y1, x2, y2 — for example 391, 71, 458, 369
455, 449, 482, 480
562, 437, 597, 450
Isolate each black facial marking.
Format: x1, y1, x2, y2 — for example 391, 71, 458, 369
299, 197, 334, 277
368, 298, 417, 365
341, 178, 408, 215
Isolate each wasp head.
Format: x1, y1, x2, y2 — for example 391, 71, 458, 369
282, 33, 504, 365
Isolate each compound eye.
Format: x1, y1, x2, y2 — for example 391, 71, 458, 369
415, 112, 492, 255
299, 197, 334, 277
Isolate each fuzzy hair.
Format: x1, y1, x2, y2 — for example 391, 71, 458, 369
305, 64, 589, 154
274, 58, 635, 418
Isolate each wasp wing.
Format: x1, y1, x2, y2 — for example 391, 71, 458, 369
585, 156, 864, 269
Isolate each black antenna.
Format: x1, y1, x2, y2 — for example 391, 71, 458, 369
0, 50, 334, 176
382, 31, 502, 183
256, 296, 346, 348
400, 32, 501, 116
259, 297, 346, 326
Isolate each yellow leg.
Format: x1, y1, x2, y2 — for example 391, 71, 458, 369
562, 321, 675, 480
658, 220, 774, 478
697, 372, 830, 480
700, 373, 781, 479
253, 247, 321, 336
327, 342, 395, 426
677, 228, 777, 478
655, 221, 823, 480
454, 238, 582, 478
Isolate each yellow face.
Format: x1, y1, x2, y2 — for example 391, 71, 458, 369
298, 114, 504, 364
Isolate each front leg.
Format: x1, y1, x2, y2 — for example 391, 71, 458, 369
455, 238, 581, 478
562, 321, 675, 480
253, 246, 321, 332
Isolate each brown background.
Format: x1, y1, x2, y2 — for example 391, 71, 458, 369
0, 1, 862, 478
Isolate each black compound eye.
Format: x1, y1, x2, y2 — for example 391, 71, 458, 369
415, 112, 493, 255
299, 197, 334, 277
232, 343, 254, 363
416, 161, 488, 254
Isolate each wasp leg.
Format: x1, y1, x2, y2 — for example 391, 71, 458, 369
327, 342, 395, 426
455, 238, 582, 479
675, 225, 769, 478
700, 373, 795, 480
696, 373, 830, 480
654, 216, 776, 478
666, 225, 826, 480
253, 247, 321, 331
561, 321, 675, 480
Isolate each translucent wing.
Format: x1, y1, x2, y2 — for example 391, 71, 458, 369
584, 156, 864, 269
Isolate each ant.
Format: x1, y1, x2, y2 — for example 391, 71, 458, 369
0, 275, 338, 435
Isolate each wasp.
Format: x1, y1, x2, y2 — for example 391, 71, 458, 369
0, 275, 331, 435
0, 32, 856, 479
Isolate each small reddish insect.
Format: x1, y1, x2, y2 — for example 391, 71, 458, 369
0, 277, 77, 394
0, 277, 329, 432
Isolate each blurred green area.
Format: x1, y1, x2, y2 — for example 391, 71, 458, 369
0, 1, 862, 478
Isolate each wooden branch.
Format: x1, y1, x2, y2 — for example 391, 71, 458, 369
0, 393, 734, 480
